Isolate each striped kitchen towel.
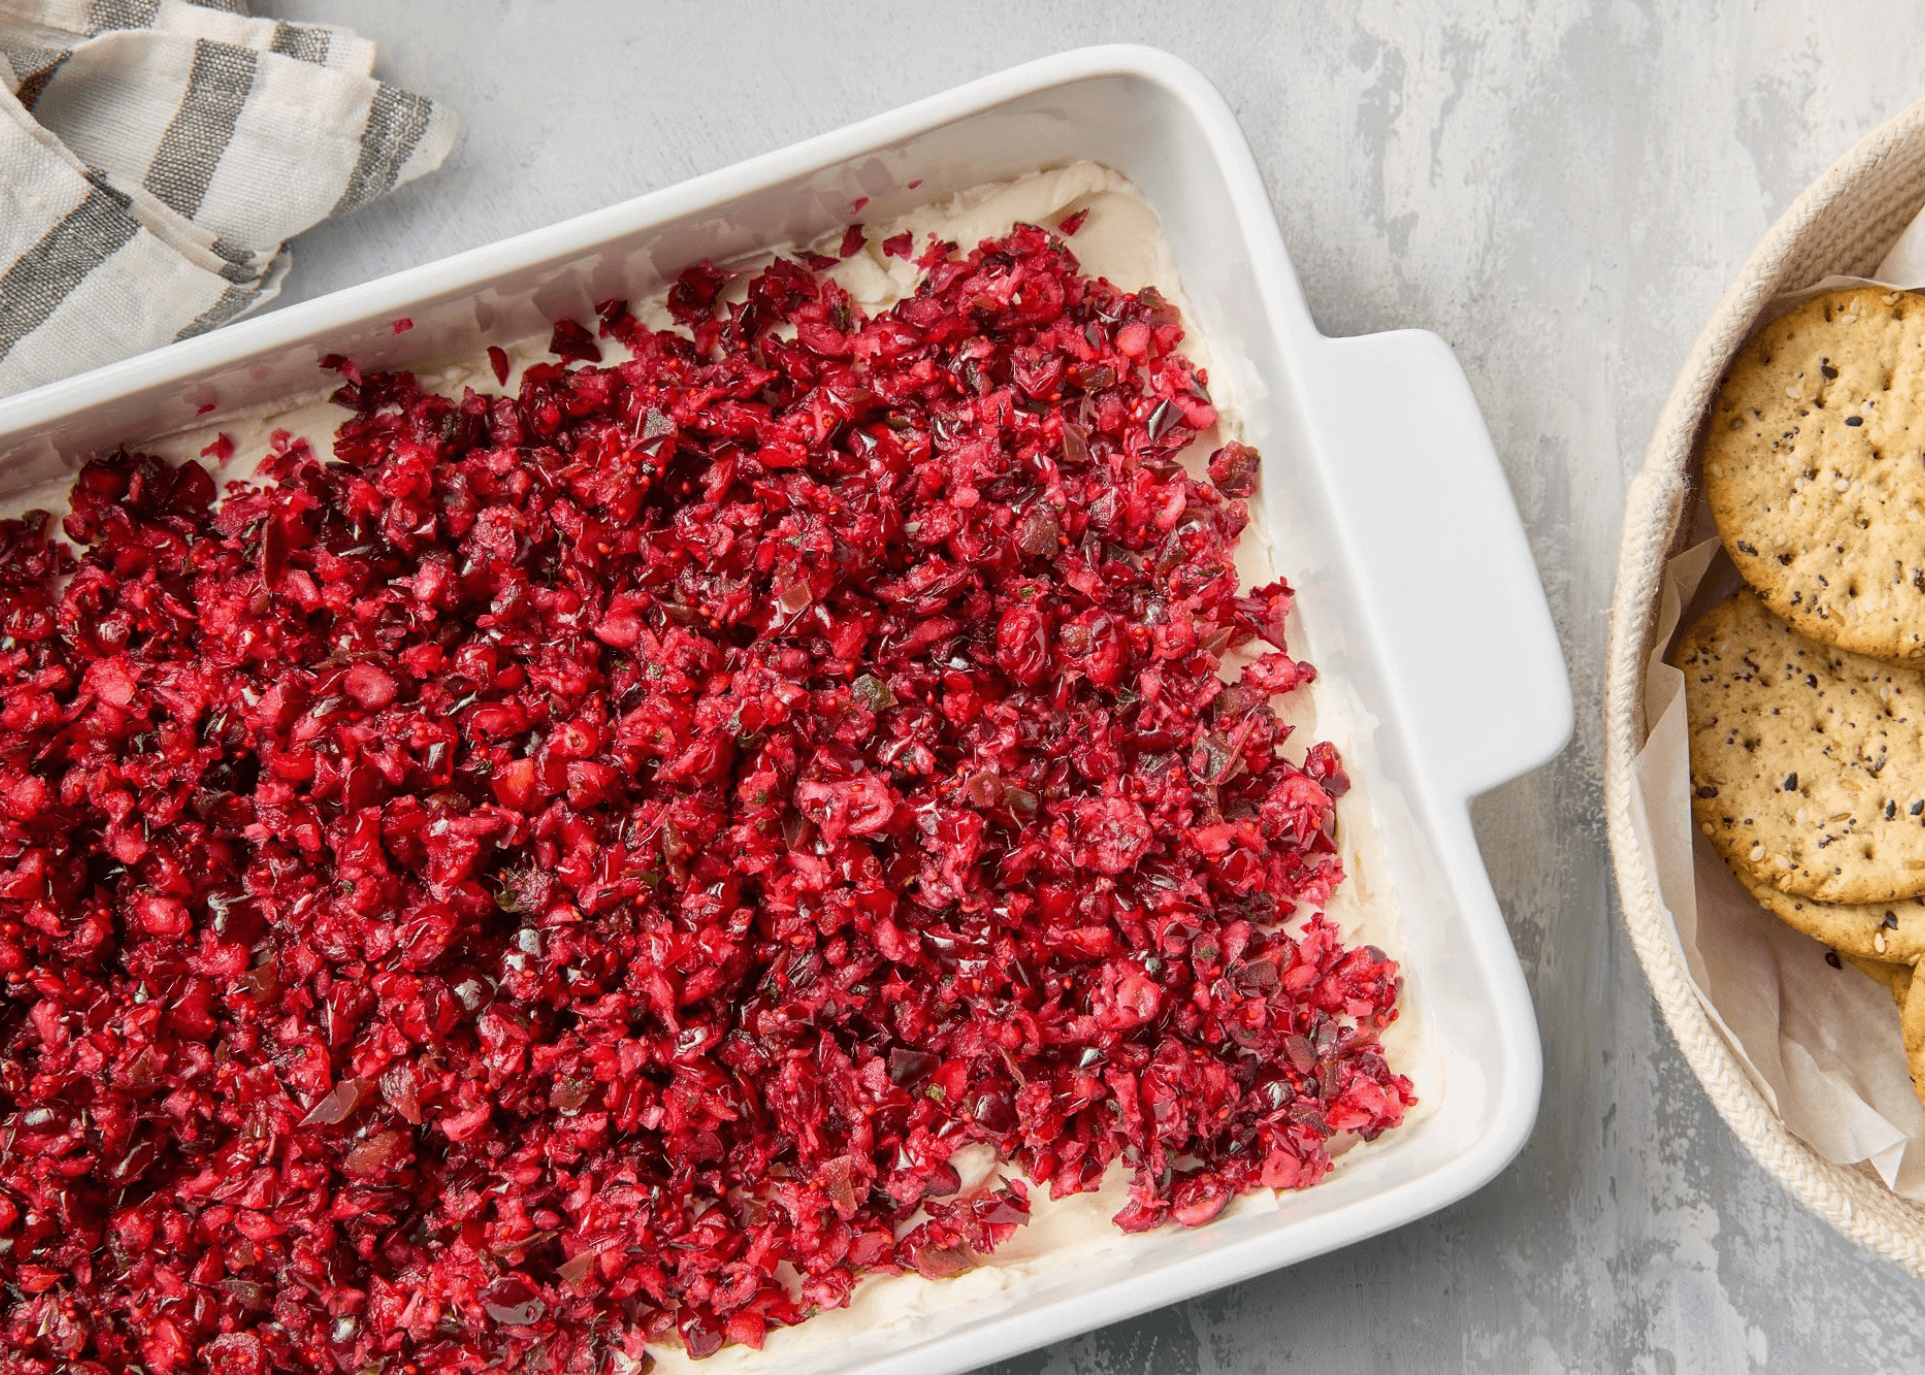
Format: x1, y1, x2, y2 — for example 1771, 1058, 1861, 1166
0, 0, 455, 396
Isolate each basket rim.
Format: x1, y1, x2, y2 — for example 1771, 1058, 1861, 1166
1603, 92, 1925, 1273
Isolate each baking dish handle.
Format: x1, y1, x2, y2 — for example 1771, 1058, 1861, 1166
1298, 328, 1572, 801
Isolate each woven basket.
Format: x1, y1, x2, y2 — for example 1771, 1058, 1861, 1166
1605, 98, 1925, 1270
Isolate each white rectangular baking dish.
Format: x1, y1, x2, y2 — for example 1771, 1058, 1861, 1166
0, 44, 1571, 1372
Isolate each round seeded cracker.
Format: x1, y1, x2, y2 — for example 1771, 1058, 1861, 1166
1705, 286, 1925, 660
1680, 592, 1925, 903
1727, 860, 1925, 961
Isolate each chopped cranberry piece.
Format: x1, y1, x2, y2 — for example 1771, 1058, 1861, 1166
1208, 439, 1260, 497
548, 316, 602, 363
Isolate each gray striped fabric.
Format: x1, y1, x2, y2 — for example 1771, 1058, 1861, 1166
267, 20, 326, 65
3, 43, 68, 109
88, 0, 162, 33
0, 0, 453, 396
144, 39, 255, 217
0, 187, 141, 358
332, 84, 433, 216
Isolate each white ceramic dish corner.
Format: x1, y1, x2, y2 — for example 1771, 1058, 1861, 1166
0, 45, 1571, 1373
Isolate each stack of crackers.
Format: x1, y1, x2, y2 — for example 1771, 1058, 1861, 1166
1682, 286, 1925, 1106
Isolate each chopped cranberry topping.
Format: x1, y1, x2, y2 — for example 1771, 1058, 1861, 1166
0, 220, 1409, 1369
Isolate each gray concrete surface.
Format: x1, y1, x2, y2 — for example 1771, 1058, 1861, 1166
254, 3, 1925, 1368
